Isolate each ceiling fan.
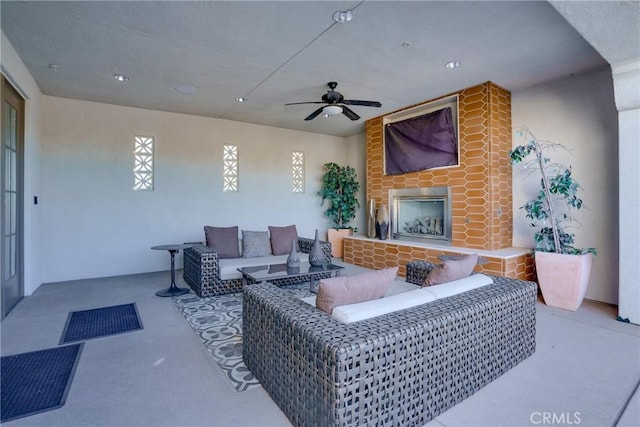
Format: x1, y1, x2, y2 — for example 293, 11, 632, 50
285, 82, 381, 121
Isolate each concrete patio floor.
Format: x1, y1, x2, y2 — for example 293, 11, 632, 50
1, 262, 638, 427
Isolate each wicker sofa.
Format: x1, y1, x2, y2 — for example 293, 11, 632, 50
243, 265, 537, 426
183, 237, 332, 297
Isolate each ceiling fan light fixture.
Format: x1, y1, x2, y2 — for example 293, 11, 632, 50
332, 9, 353, 23
324, 105, 343, 116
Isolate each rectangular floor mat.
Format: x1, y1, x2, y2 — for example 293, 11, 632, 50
60, 303, 143, 344
1, 343, 84, 422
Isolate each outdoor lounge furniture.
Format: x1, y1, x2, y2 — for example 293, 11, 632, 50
183, 237, 332, 297
243, 273, 537, 426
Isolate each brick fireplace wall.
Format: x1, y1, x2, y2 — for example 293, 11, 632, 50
366, 82, 513, 250
346, 81, 535, 281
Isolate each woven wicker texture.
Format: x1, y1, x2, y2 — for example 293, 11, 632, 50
183, 238, 332, 297
405, 260, 436, 286
243, 275, 536, 426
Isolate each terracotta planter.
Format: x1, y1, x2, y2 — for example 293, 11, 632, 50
535, 251, 593, 311
327, 228, 352, 258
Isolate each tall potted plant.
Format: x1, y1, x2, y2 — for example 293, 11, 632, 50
510, 127, 597, 311
318, 162, 360, 257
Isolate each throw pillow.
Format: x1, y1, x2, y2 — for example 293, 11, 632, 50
241, 230, 272, 258
424, 254, 478, 286
268, 225, 298, 255
204, 226, 240, 259
316, 267, 399, 315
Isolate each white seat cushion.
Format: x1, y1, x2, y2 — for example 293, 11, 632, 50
300, 274, 493, 323
331, 289, 436, 324
420, 273, 493, 299
385, 279, 420, 296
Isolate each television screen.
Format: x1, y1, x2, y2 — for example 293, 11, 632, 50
384, 106, 458, 175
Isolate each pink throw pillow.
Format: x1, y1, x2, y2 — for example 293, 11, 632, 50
204, 226, 240, 259
268, 225, 298, 255
424, 254, 478, 286
316, 267, 398, 315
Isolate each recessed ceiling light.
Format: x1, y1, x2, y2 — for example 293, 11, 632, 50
113, 73, 129, 82
175, 85, 198, 95
332, 9, 353, 23
402, 42, 411, 48
445, 61, 461, 69
236, 97, 246, 103
48, 63, 58, 71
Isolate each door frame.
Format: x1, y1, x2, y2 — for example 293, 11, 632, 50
1, 74, 25, 319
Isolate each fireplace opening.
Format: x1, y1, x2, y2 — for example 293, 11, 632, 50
389, 187, 452, 244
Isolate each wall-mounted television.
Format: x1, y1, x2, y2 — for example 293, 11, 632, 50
383, 95, 459, 175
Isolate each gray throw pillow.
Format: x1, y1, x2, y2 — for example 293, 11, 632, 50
204, 226, 240, 259
268, 225, 298, 255
241, 230, 272, 258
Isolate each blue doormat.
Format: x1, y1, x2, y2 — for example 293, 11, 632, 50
1, 343, 84, 422
60, 303, 143, 344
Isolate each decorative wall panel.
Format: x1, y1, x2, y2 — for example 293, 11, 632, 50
292, 151, 304, 193
133, 136, 154, 191
223, 144, 238, 192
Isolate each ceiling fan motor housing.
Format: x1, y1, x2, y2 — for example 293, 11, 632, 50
322, 91, 343, 104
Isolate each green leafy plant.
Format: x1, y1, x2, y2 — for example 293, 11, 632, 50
510, 127, 596, 255
318, 162, 360, 229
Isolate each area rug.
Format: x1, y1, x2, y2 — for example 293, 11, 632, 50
1, 343, 84, 422
60, 303, 143, 344
173, 283, 311, 392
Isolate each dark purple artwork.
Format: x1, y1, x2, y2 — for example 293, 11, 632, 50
384, 107, 458, 175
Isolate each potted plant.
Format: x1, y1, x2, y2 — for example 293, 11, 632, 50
318, 162, 360, 257
510, 127, 597, 311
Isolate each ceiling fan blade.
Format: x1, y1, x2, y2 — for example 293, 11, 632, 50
285, 101, 326, 106
342, 99, 382, 107
341, 106, 361, 121
304, 107, 325, 121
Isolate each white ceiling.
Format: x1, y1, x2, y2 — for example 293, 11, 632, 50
1, 1, 630, 137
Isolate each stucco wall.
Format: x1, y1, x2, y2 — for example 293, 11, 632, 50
512, 66, 619, 304
39, 96, 353, 282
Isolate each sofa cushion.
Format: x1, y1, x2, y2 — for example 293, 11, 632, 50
332, 288, 436, 324
204, 226, 240, 259
269, 225, 299, 255
241, 230, 272, 258
421, 273, 493, 299
316, 267, 398, 315
300, 278, 419, 308
424, 253, 478, 286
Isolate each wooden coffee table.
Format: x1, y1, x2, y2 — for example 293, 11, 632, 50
238, 261, 344, 293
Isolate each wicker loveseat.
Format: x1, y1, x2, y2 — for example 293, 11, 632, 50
243, 268, 537, 426
183, 237, 332, 297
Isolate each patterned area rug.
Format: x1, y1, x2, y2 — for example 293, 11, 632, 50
173, 283, 312, 392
